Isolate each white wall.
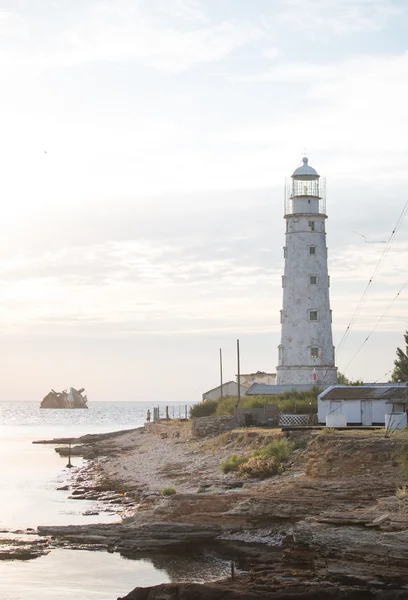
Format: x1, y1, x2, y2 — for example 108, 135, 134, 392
203, 381, 244, 401
318, 398, 390, 425
277, 213, 336, 385
239, 372, 276, 389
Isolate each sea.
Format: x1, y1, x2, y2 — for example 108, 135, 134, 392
0, 401, 230, 600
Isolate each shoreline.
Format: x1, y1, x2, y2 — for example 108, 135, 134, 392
10, 423, 408, 598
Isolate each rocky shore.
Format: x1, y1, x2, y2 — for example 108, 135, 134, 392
28, 424, 408, 598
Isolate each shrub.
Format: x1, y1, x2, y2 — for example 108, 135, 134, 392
190, 400, 218, 418
221, 453, 248, 474
238, 456, 280, 479
252, 438, 291, 462
161, 487, 177, 497
197, 486, 208, 494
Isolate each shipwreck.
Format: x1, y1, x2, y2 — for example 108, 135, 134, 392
40, 387, 88, 409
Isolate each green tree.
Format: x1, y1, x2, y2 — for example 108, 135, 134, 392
391, 331, 408, 382
337, 371, 364, 386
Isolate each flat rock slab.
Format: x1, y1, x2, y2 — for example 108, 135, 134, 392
37, 522, 224, 554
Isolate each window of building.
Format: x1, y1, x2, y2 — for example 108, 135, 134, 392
311, 347, 319, 358
309, 310, 318, 322
309, 246, 316, 256
278, 345, 283, 364
328, 275, 330, 287
309, 275, 317, 285
283, 246, 287, 258
281, 276, 285, 288
308, 220, 315, 231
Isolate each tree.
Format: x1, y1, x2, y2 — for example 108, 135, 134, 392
391, 331, 408, 382
337, 371, 364, 386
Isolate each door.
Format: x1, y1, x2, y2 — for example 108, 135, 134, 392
361, 400, 372, 426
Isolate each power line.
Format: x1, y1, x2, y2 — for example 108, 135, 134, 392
343, 277, 408, 374
373, 369, 393, 384
335, 198, 408, 358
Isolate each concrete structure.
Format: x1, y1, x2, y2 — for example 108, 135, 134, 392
246, 383, 325, 396
202, 381, 246, 402
277, 157, 337, 385
318, 385, 408, 426
238, 371, 276, 390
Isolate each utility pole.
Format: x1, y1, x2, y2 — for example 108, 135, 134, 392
220, 348, 224, 400
236, 339, 241, 408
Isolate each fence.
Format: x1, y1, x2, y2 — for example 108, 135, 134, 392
279, 413, 317, 427
152, 405, 189, 422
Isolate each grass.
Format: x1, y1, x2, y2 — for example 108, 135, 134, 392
221, 453, 248, 474
190, 400, 218, 418
398, 443, 408, 478
161, 487, 177, 497
221, 438, 293, 479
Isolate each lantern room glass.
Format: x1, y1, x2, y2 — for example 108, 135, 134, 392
291, 177, 320, 198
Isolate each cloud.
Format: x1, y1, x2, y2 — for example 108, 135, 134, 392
275, 0, 404, 37
61, 14, 263, 71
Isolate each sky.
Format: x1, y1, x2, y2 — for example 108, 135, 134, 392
1, 0, 408, 402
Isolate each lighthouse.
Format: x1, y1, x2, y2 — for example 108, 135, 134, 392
276, 157, 337, 385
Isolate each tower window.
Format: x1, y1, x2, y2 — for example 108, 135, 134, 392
309, 275, 317, 286
309, 246, 316, 256
308, 221, 315, 231
328, 275, 330, 287
309, 310, 318, 322
311, 347, 319, 358
283, 246, 287, 258
281, 276, 285, 288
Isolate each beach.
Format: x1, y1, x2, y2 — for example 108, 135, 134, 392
25, 420, 408, 599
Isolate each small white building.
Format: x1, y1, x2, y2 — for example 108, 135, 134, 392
202, 381, 246, 402
318, 385, 408, 426
238, 372, 276, 390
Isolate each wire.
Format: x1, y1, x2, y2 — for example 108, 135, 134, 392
373, 369, 393, 384
335, 198, 408, 359
342, 278, 408, 374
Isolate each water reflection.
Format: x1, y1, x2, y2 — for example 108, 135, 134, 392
0, 548, 231, 600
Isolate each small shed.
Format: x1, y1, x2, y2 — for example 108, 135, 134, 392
202, 381, 246, 402
318, 385, 408, 426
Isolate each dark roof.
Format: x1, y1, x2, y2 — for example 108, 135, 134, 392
246, 383, 325, 396
319, 385, 407, 401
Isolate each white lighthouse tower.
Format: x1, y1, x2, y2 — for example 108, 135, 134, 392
276, 157, 337, 385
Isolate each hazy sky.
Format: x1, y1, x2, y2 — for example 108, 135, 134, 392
1, 0, 408, 402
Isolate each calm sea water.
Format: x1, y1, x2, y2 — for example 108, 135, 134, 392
0, 401, 229, 600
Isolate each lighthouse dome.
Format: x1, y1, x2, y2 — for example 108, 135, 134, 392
292, 157, 319, 178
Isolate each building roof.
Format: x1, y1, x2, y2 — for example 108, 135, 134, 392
246, 383, 323, 396
319, 385, 408, 401
203, 381, 236, 395
292, 157, 319, 178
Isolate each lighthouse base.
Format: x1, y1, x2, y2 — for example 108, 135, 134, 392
276, 366, 337, 386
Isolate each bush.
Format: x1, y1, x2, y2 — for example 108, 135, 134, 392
190, 400, 218, 418
213, 388, 320, 417
252, 438, 291, 462
161, 487, 177, 497
221, 453, 248, 474
238, 456, 280, 479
